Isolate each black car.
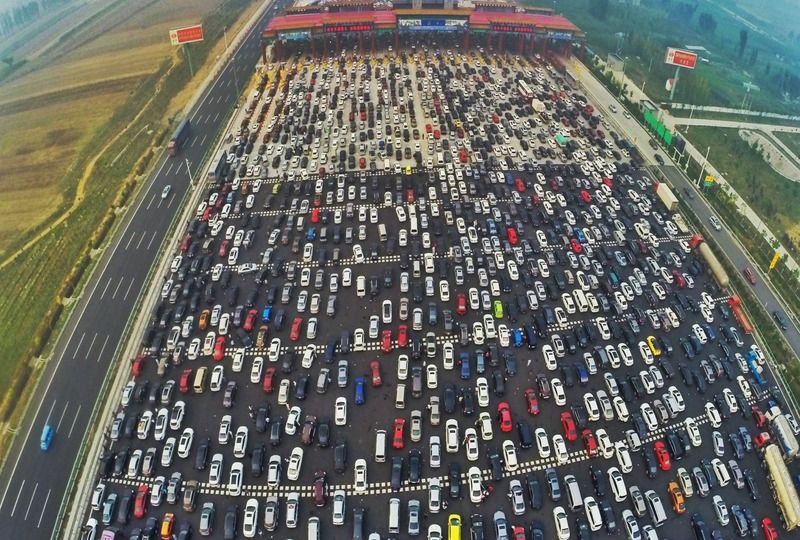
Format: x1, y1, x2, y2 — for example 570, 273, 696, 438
317, 417, 331, 448
448, 462, 462, 498
269, 416, 283, 446
251, 444, 265, 477
743, 469, 760, 500
443, 385, 457, 414
408, 448, 423, 484
589, 465, 607, 498
334, 439, 348, 473
600, 501, 618, 533
525, 473, 543, 510
223, 505, 238, 540
642, 447, 658, 479
391, 457, 404, 492
545, 467, 561, 502
194, 437, 210, 470
487, 447, 503, 482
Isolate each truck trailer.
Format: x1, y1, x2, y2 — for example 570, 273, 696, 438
167, 119, 191, 157
655, 183, 678, 212
689, 234, 730, 289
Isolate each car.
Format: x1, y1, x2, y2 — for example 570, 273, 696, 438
354, 458, 367, 493
497, 402, 513, 432
393, 418, 406, 450
334, 397, 347, 425
653, 441, 671, 470
560, 412, 577, 441
508, 479, 526, 515
286, 447, 303, 481
553, 506, 570, 540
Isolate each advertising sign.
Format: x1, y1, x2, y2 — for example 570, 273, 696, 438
170, 24, 204, 45
280, 31, 310, 41
490, 23, 535, 34
324, 23, 373, 33
398, 18, 466, 31
664, 47, 698, 69
546, 30, 572, 41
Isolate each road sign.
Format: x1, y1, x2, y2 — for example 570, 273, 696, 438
769, 251, 781, 270
170, 24, 204, 46
703, 175, 715, 187
664, 47, 698, 69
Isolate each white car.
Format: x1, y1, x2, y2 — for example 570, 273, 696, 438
553, 435, 568, 464
615, 441, 633, 473
535, 428, 551, 458
285, 492, 299, 528
476, 412, 493, 441
542, 345, 557, 371
443, 343, 454, 370
233, 426, 248, 459
553, 506, 570, 540
277, 379, 290, 405
705, 402, 722, 428
250, 357, 263, 384
286, 447, 304, 481
397, 355, 409, 380
285, 407, 301, 435
243, 498, 259, 538
354, 459, 367, 493
332, 490, 346, 526
476, 378, 490, 407
267, 455, 281, 487
583, 393, 600, 422
468, 467, 484, 504
464, 428, 480, 461
429, 436, 442, 468
429, 478, 443, 513
613, 396, 630, 422
426, 364, 438, 389
502, 439, 519, 471
552, 378, 566, 406
608, 467, 627, 502
445, 419, 460, 453
685, 417, 702, 447
177, 427, 194, 458
596, 429, 614, 459
668, 386, 686, 412
335, 397, 348, 426
228, 462, 243, 496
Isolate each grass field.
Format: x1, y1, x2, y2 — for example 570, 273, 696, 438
0, 0, 224, 257
775, 132, 800, 160
684, 126, 800, 245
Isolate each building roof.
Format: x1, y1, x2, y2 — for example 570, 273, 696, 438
265, 10, 398, 34
468, 11, 581, 33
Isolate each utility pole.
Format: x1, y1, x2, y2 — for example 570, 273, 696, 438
696, 145, 710, 187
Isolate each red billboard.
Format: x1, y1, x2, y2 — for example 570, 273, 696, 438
664, 47, 697, 69
170, 24, 204, 46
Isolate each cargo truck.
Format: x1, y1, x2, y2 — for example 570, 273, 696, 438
672, 213, 690, 234
655, 183, 678, 212
689, 234, 730, 289
771, 414, 800, 461
167, 119, 190, 157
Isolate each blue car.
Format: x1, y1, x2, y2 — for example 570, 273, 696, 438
306, 227, 316, 241
475, 350, 486, 374
40, 424, 53, 451
261, 305, 273, 323
702, 324, 716, 341
512, 329, 524, 348
574, 362, 589, 385
459, 352, 471, 380
354, 377, 366, 405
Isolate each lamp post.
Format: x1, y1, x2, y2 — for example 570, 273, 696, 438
696, 145, 710, 187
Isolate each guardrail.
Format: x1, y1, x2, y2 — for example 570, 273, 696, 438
55, 5, 271, 537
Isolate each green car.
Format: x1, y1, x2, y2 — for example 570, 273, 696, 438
493, 300, 504, 319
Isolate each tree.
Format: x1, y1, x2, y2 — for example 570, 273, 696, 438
698, 12, 717, 33
749, 47, 759, 66
738, 29, 748, 58
589, 0, 609, 20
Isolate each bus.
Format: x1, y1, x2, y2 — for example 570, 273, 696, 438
517, 80, 533, 101
763, 444, 800, 530
40, 423, 53, 451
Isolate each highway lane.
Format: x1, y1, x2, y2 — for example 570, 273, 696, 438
570, 58, 800, 364
0, 7, 279, 538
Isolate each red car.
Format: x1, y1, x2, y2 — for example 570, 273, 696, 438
262, 367, 276, 393
654, 441, 671, 471
243, 309, 258, 332
762, 517, 778, 540
752, 405, 767, 428
570, 238, 582, 254
179, 368, 193, 393
406, 188, 415, 204
131, 354, 146, 377
311, 208, 320, 223
381, 330, 392, 353
524, 388, 540, 416
397, 325, 408, 348
514, 179, 525, 193
580, 190, 591, 203
459, 150, 468, 163
497, 402, 513, 433
507, 227, 518, 246
212, 336, 226, 361
561, 412, 577, 442
290, 317, 303, 341
455, 293, 467, 316
133, 484, 149, 519
393, 418, 406, 449
582, 429, 598, 458
744, 267, 757, 285
370, 360, 382, 387
511, 526, 526, 540
359, 157, 366, 169
218, 240, 230, 258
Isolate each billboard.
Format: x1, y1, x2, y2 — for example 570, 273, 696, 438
490, 23, 535, 34
170, 24, 204, 45
323, 23, 373, 33
664, 47, 697, 69
280, 31, 310, 41
398, 18, 466, 31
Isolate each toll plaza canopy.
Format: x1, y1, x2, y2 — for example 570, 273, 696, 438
261, 0, 583, 59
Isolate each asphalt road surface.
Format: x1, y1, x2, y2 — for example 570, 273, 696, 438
0, 5, 285, 538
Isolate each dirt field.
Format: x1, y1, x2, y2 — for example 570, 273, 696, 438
0, 0, 224, 256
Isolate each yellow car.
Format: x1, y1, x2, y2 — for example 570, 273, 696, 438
448, 514, 462, 540
646, 335, 662, 357
405, 165, 412, 176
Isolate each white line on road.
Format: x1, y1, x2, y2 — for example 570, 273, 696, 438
147, 230, 158, 250
136, 230, 147, 250
189, 135, 198, 147
167, 192, 177, 209
145, 193, 157, 211
165, 162, 174, 176
123, 277, 136, 302
71, 333, 86, 360
216, 95, 223, 104
67, 405, 82, 438
24, 482, 38, 520
111, 276, 125, 299
56, 401, 69, 431
84, 333, 98, 359
200, 134, 207, 147
96, 335, 110, 363
9, 479, 25, 516
99, 277, 112, 300
43, 400, 56, 426
37, 489, 51, 528
124, 231, 136, 250
213, 112, 220, 123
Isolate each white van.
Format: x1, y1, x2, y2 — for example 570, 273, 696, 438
307, 516, 320, 540
395, 384, 406, 409
573, 290, 589, 313
711, 458, 730, 487
378, 224, 388, 242
564, 475, 583, 511
412, 260, 421, 278
375, 430, 387, 463
356, 276, 366, 297
644, 490, 667, 527
388, 498, 401, 534
409, 216, 418, 236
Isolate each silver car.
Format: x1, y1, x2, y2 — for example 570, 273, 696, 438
508, 480, 526, 516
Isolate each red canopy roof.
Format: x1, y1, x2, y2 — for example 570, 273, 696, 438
265, 10, 397, 34
469, 11, 580, 33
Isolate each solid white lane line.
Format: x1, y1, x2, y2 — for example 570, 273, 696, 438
123, 277, 136, 302
36, 489, 51, 528
99, 276, 112, 299
136, 230, 147, 250
111, 276, 125, 299
23, 482, 37, 520
147, 231, 158, 250
71, 333, 86, 360
55, 401, 69, 431
9, 479, 25, 516
84, 333, 98, 359
96, 335, 110, 363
